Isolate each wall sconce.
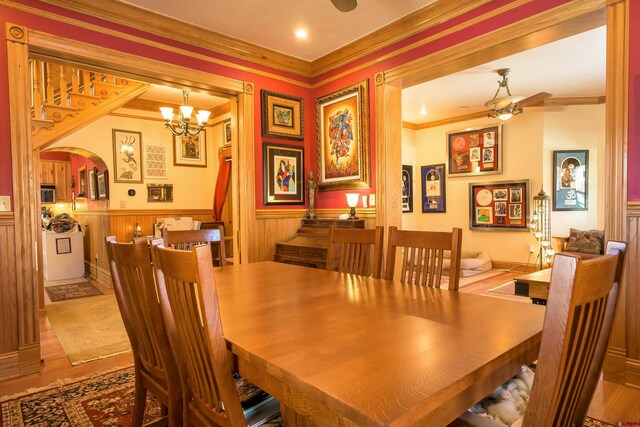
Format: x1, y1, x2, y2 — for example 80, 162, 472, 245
529, 188, 554, 270
346, 193, 359, 220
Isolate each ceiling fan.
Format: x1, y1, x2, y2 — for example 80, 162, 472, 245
422, 69, 553, 127
331, 0, 357, 12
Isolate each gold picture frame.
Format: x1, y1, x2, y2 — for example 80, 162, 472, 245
261, 90, 304, 140
316, 79, 369, 191
173, 132, 207, 167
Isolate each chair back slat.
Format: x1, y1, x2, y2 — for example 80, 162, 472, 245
325, 226, 384, 278
152, 244, 246, 426
385, 226, 463, 290
163, 227, 227, 266
105, 237, 181, 426
523, 251, 620, 427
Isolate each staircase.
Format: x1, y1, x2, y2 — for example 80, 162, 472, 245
31, 59, 150, 148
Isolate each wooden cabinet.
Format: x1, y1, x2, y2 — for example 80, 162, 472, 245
274, 219, 366, 269
39, 160, 71, 202
39, 160, 55, 184
54, 162, 70, 201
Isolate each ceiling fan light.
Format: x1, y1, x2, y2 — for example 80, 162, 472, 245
498, 112, 513, 121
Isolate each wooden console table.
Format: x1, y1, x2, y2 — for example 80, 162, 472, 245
514, 268, 552, 305
274, 218, 365, 269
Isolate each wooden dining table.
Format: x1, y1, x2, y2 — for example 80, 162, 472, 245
214, 262, 545, 426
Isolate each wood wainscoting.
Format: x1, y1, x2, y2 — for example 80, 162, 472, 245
71, 209, 223, 289
254, 208, 376, 262
0, 215, 19, 379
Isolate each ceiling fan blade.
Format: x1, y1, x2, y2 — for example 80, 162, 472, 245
516, 92, 553, 108
331, 0, 357, 12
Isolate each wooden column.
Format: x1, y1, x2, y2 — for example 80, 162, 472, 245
5, 23, 41, 377
237, 82, 255, 263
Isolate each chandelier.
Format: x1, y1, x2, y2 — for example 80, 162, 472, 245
485, 68, 525, 121
159, 90, 211, 137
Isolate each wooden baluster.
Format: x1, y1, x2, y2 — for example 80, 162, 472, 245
82, 70, 91, 95
32, 59, 44, 119
58, 64, 68, 106
71, 67, 79, 93
45, 62, 55, 105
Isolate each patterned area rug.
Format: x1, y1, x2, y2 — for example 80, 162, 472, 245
584, 418, 616, 426
45, 282, 103, 302
487, 281, 516, 295
0, 367, 283, 426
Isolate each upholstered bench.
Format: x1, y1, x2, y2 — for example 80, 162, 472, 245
554, 228, 604, 260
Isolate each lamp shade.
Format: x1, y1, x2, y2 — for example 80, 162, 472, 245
346, 193, 359, 208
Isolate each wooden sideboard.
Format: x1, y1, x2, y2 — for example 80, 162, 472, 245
274, 218, 365, 269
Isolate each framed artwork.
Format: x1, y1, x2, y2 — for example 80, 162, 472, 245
447, 125, 502, 177
144, 144, 167, 179
421, 163, 446, 213
223, 119, 232, 145
402, 165, 413, 213
263, 142, 304, 205
174, 132, 207, 167
112, 129, 143, 183
55, 237, 71, 255
78, 166, 87, 198
88, 167, 98, 201
469, 179, 529, 231
553, 150, 588, 211
261, 90, 304, 140
97, 170, 109, 200
316, 79, 370, 191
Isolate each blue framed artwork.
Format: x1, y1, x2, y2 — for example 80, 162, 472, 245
421, 164, 446, 213
402, 165, 413, 213
553, 150, 588, 211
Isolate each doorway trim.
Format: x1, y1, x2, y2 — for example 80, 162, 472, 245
6, 23, 253, 376
375, 0, 629, 383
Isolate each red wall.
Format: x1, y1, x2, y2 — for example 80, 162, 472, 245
0, 0, 638, 209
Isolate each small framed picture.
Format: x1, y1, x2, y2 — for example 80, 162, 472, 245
97, 170, 109, 200
55, 237, 71, 254
174, 132, 207, 167
112, 129, 143, 183
421, 163, 446, 213
263, 142, 304, 205
447, 125, 502, 177
223, 119, 232, 145
89, 167, 98, 201
261, 90, 304, 140
402, 165, 413, 213
553, 150, 588, 211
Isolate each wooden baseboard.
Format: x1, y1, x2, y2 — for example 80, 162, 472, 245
491, 260, 543, 273
85, 261, 112, 289
626, 357, 640, 390
604, 346, 627, 384
0, 351, 20, 381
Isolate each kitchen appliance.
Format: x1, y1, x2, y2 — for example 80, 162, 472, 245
40, 185, 56, 203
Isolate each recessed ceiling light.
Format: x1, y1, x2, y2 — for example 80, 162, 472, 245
295, 29, 308, 39
419, 106, 428, 115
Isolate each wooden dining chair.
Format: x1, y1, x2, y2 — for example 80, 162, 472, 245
151, 243, 280, 427
325, 225, 384, 278
105, 236, 182, 427
385, 226, 463, 290
162, 226, 227, 266
457, 248, 624, 427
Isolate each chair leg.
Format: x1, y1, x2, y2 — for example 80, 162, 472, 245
131, 372, 146, 427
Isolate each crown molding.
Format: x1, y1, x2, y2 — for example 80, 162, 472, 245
35, 0, 312, 77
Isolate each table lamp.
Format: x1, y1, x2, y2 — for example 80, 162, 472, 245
346, 193, 359, 219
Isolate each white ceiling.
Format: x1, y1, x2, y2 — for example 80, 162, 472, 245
121, 3, 605, 125
402, 27, 606, 124
119, 0, 435, 61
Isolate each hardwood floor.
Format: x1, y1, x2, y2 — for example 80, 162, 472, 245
1, 271, 639, 425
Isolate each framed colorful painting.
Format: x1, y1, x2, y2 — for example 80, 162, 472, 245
112, 129, 143, 183
402, 165, 413, 213
261, 90, 304, 140
223, 119, 232, 145
553, 149, 588, 211
316, 79, 370, 191
421, 164, 446, 213
447, 125, 502, 177
263, 142, 304, 205
97, 170, 109, 200
469, 180, 529, 230
174, 132, 207, 167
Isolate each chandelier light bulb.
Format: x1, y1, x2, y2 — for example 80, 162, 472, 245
160, 90, 210, 137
